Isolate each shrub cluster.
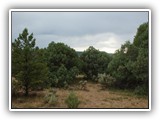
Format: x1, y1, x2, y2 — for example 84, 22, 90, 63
44, 88, 57, 106
97, 73, 116, 89
49, 65, 79, 88
65, 92, 80, 108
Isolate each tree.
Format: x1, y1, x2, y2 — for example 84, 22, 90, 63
81, 46, 111, 80
107, 22, 149, 94
108, 42, 137, 89
12, 28, 48, 96
46, 42, 79, 87
132, 22, 149, 94
31, 47, 49, 90
133, 22, 148, 49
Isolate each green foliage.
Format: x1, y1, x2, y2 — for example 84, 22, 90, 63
97, 74, 116, 88
46, 42, 79, 87
107, 46, 135, 89
65, 92, 80, 108
107, 22, 149, 95
81, 46, 111, 80
133, 22, 148, 48
57, 65, 69, 87
12, 28, 48, 96
134, 85, 148, 96
132, 22, 149, 94
49, 65, 79, 88
47, 42, 79, 71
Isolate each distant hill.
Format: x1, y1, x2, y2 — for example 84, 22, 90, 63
76, 51, 113, 57
108, 53, 114, 57
76, 51, 83, 57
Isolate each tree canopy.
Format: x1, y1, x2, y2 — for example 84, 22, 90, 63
46, 42, 79, 87
107, 22, 149, 94
80, 46, 111, 80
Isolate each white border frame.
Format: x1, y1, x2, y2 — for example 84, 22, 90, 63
9, 9, 151, 111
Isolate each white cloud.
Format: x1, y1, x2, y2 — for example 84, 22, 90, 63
35, 32, 126, 53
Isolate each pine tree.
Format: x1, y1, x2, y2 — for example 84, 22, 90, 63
12, 28, 48, 96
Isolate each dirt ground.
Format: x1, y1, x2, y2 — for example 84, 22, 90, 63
12, 82, 148, 109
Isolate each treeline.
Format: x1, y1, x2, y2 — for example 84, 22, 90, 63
12, 22, 149, 96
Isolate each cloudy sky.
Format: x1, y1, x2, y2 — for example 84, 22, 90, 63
12, 11, 148, 53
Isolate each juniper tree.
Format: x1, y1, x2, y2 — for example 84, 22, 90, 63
46, 42, 79, 87
107, 22, 149, 94
80, 46, 111, 81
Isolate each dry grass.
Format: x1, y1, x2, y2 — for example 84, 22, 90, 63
12, 82, 148, 109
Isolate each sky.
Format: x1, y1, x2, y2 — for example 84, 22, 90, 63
12, 11, 148, 53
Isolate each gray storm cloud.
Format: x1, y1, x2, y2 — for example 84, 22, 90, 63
12, 11, 148, 53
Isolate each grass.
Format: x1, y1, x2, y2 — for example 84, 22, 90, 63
12, 81, 148, 109
12, 91, 46, 108
108, 88, 148, 99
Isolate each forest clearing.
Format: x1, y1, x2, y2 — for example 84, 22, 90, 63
12, 77, 148, 109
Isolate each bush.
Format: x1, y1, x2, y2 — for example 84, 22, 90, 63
79, 80, 87, 90
49, 65, 79, 88
65, 92, 80, 108
12, 77, 22, 97
134, 85, 148, 96
97, 73, 116, 89
44, 89, 57, 106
